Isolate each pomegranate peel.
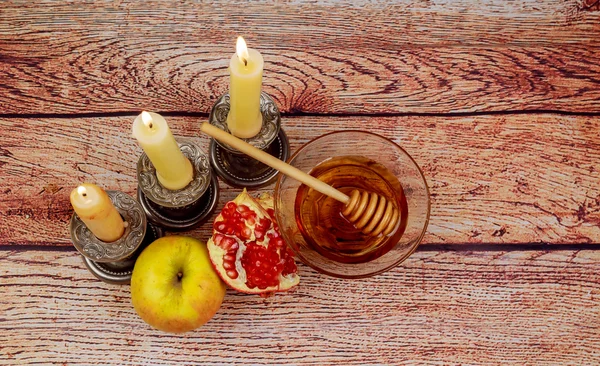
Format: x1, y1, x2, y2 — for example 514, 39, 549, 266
207, 189, 300, 294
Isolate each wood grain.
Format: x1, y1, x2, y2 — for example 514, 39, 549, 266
1, 1, 599, 114
3, 2, 600, 365
1, 114, 598, 247
1, 249, 599, 365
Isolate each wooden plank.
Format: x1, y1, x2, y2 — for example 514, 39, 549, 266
2, 0, 598, 48
1, 114, 598, 246
1, 1, 599, 114
0, 249, 599, 364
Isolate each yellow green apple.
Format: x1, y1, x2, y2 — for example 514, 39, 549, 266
131, 235, 226, 333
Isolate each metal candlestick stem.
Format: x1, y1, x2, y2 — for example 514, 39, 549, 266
137, 140, 219, 231
70, 190, 163, 284
208, 92, 290, 188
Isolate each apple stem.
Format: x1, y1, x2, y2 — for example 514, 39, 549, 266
177, 272, 183, 281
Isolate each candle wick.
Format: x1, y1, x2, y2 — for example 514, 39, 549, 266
243, 58, 247, 67
149, 122, 153, 129
82, 193, 87, 197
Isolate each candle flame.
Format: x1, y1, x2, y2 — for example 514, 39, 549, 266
77, 185, 87, 197
236, 36, 249, 66
141, 111, 154, 129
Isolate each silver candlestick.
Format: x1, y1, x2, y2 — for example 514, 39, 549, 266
136, 139, 219, 231
70, 190, 163, 284
208, 91, 290, 188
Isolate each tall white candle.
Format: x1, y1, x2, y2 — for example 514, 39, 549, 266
226, 36, 264, 139
132, 111, 193, 191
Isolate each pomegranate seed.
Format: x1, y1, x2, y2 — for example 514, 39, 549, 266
226, 202, 237, 210
241, 227, 252, 240
241, 211, 257, 223
220, 237, 236, 250
223, 254, 235, 263
259, 217, 271, 229
223, 261, 235, 270
273, 238, 284, 249
242, 213, 258, 226
255, 229, 265, 242
214, 221, 226, 233
226, 269, 238, 279
214, 234, 224, 245
237, 205, 249, 213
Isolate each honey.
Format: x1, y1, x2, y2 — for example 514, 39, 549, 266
294, 156, 408, 264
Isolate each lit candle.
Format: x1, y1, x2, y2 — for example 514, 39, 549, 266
70, 183, 125, 242
226, 36, 264, 138
132, 111, 193, 190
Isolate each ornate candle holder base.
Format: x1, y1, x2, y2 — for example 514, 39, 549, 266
209, 129, 289, 188
70, 191, 163, 285
137, 173, 219, 231
208, 92, 290, 188
137, 140, 219, 231
83, 222, 163, 284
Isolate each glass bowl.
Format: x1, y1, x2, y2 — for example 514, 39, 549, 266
274, 131, 430, 278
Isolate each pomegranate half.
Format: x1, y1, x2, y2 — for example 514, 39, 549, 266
207, 189, 300, 294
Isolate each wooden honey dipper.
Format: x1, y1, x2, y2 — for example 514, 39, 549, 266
200, 123, 400, 236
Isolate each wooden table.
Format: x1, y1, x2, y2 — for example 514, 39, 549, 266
1, 1, 599, 364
